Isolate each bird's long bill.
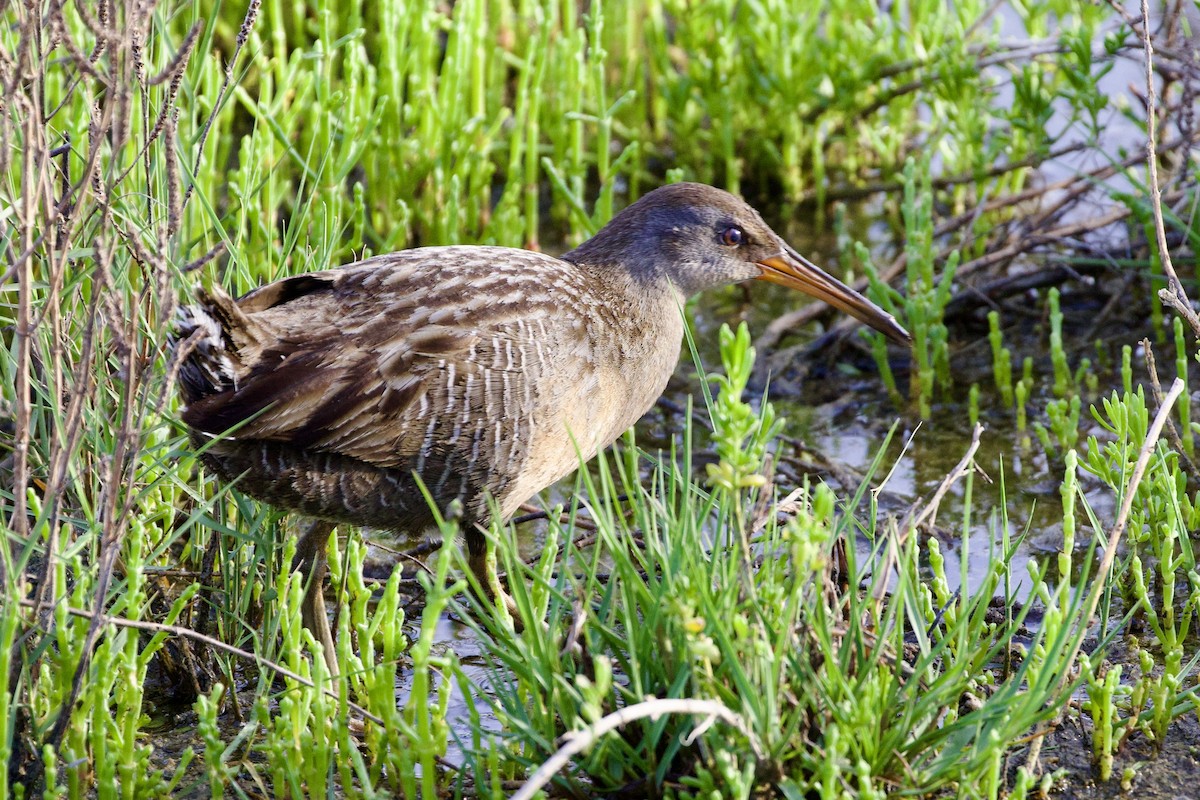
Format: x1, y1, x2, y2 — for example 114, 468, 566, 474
757, 248, 912, 345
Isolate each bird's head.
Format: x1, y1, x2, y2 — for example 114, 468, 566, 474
563, 182, 911, 345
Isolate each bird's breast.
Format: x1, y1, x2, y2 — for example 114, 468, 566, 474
502, 289, 685, 511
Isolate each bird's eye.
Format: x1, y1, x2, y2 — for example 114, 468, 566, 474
720, 226, 744, 247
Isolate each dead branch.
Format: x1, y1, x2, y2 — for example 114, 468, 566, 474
866, 424, 983, 610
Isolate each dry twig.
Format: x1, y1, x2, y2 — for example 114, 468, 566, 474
1140, 0, 1200, 337
871, 424, 983, 606
510, 698, 754, 800
1142, 340, 1200, 485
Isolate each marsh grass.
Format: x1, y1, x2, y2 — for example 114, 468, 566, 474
2, 0, 1198, 797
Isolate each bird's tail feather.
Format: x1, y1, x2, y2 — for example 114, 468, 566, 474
172, 284, 265, 402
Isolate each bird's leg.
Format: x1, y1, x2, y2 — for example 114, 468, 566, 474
466, 526, 523, 631
292, 520, 339, 675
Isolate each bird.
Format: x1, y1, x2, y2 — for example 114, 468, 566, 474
173, 182, 910, 670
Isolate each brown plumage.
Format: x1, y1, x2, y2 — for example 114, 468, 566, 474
175, 182, 910, 667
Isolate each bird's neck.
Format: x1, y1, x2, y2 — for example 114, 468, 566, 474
568, 256, 685, 307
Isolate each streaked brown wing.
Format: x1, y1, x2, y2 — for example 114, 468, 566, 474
182, 248, 566, 473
